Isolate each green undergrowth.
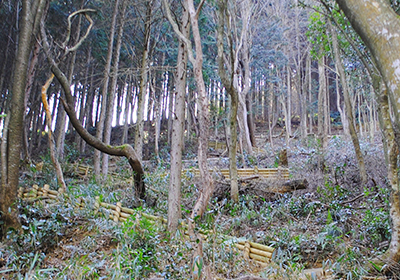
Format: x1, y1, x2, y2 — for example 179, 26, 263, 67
0, 136, 394, 279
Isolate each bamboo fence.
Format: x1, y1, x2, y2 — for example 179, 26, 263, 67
208, 140, 265, 153
18, 185, 275, 265
187, 167, 290, 180
71, 163, 289, 181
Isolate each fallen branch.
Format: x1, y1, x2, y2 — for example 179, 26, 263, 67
339, 193, 364, 205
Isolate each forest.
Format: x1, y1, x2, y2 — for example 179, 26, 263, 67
1, 0, 400, 279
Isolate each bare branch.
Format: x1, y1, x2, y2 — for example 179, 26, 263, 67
195, 0, 206, 20
62, 9, 96, 56
162, 0, 195, 64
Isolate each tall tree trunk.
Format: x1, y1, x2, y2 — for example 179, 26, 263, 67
153, 74, 163, 162
335, 71, 349, 136
317, 54, 327, 169
286, 65, 292, 139
23, 39, 41, 162
377, 83, 400, 265
135, 0, 153, 162
1, 0, 47, 237
81, 65, 95, 153
94, 0, 120, 178
41, 74, 67, 192
246, 90, 256, 147
329, 19, 367, 183
308, 55, 313, 134
122, 79, 133, 144
239, 8, 254, 155
217, 0, 239, 202
102, 0, 127, 178
76, 46, 92, 151
168, 2, 189, 234
186, 0, 213, 220
167, 74, 174, 144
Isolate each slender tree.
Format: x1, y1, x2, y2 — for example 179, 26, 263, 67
0, 0, 47, 237
102, 0, 128, 177
94, 0, 120, 179
167, 1, 190, 234
216, 0, 240, 202
135, 0, 154, 162
328, 18, 367, 184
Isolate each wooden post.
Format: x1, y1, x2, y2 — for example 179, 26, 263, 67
278, 149, 288, 167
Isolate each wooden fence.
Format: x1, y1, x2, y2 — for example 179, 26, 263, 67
18, 185, 274, 265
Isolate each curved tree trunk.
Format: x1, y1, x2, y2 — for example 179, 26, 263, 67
51, 63, 146, 199
336, 0, 400, 264
40, 11, 146, 200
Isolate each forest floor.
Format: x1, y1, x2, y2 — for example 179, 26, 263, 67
0, 127, 398, 279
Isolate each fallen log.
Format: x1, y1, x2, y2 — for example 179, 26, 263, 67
213, 178, 308, 201
270, 179, 308, 193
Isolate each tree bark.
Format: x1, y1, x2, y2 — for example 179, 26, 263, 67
1, 0, 47, 237
167, 1, 189, 234
335, 0, 400, 263
135, 0, 153, 162
102, 0, 128, 177
94, 0, 120, 178
217, 0, 240, 202
317, 53, 327, 169
329, 19, 367, 184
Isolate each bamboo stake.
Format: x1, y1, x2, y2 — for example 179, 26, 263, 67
237, 240, 274, 253
235, 243, 273, 259
43, 184, 50, 198
32, 184, 39, 198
